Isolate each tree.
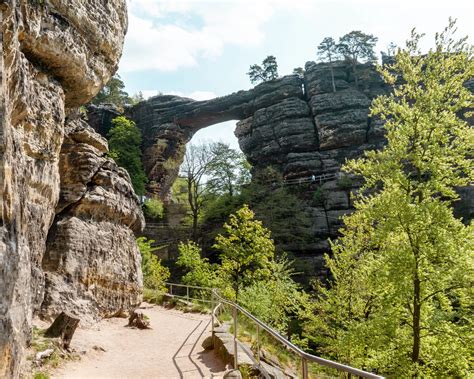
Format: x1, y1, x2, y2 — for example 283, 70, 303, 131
317, 37, 340, 92
206, 142, 251, 197
307, 21, 474, 377
337, 31, 378, 86
213, 205, 275, 301
138, 237, 170, 292
108, 116, 147, 195
180, 143, 215, 240
292, 67, 305, 78
247, 55, 279, 84
91, 74, 131, 109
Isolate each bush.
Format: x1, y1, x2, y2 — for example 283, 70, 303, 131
137, 237, 170, 292
143, 198, 164, 220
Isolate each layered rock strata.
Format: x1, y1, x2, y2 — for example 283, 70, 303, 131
41, 117, 144, 325
131, 61, 472, 282
0, 1, 132, 376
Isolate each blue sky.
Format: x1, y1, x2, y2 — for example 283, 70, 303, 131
119, 0, 473, 149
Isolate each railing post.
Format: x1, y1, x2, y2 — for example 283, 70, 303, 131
170, 284, 173, 296
233, 306, 238, 370
302, 357, 308, 379
256, 324, 260, 364
186, 285, 190, 302
211, 292, 215, 336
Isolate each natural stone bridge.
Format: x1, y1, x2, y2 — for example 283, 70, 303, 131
128, 62, 388, 198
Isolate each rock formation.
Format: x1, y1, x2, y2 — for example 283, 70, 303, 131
128, 60, 472, 281
0, 1, 143, 377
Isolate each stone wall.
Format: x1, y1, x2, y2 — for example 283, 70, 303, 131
0, 1, 142, 377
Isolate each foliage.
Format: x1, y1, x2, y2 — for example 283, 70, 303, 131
317, 37, 340, 92
206, 142, 251, 197
178, 206, 309, 333
337, 31, 378, 86
91, 74, 131, 109
213, 205, 275, 300
143, 197, 165, 220
108, 116, 147, 196
241, 167, 313, 249
137, 237, 170, 291
239, 256, 309, 332
247, 55, 279, 84
292, 67, 305, 78
176, 241, 221, 289
306, 21, 474, 377
180, 143, 215, 239
337, 31, 378, 63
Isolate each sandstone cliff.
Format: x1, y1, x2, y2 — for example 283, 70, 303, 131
128, 60, 472, 281
0, 2, 143, 377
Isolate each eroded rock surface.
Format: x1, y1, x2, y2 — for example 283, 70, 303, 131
0, 1, 129, 376
40, 118, 144, 325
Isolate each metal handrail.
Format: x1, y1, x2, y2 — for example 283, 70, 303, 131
163, 282, 384, 379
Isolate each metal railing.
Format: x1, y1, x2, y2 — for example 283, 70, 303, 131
164, 282, 384, 379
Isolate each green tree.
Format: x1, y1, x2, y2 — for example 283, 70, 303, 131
91, 74, 131, 109
143, 197, 164, 220
317, 37, 340, 92
207, 142, 251, 197
108, 116, 147, 195
307, 22, 474, 377
247, 55, 279, 84
176, 241, 221, 289
337, 31, 378, 86
292, 67, 305, 78
138, 237, 170, 292
213, 205, 275, 300
180, 143, 215, 240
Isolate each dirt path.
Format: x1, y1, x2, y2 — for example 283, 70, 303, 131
51, 304, 227, 379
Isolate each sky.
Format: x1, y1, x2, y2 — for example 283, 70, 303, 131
119, 0, 473, 149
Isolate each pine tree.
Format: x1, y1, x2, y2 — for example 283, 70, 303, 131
307, 21, 474, 377
338, 31, 378, 86
317, 37, 340, 92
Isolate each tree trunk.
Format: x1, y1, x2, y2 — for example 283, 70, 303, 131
330, 64, 336, 92
44, 312, 80, 349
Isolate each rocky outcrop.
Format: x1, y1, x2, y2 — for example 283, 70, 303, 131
129, 76, 304, 197
0, 1, 129, 376
41, 117, 144, 325
131, 60, 472, 283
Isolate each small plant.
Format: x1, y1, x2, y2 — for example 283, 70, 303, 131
34, 372, 50, 379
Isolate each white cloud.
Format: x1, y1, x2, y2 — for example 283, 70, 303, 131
121, 0, 311, 72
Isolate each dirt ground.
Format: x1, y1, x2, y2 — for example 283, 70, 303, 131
50, 304, 228, 379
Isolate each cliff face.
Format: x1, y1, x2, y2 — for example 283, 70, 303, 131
130, 61, 472, 281
0, 2, 142, 377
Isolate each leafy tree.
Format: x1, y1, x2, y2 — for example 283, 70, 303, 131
91, 74, 131, 109
337, 31, 378, 86
307, 21, 474, 377
177, 206, 309, 334
213, 205, 275, 300
130, 91, 145, 105
143, 197, 164, 220
138, 237, 170, 292
108, 116, 147, 195
292, 67, 305, 78
180, 143, 215, 240
176, 241, 221, 289
317, 37, 340, 92
207, 142, 251, 197
247, 55, 279, 84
